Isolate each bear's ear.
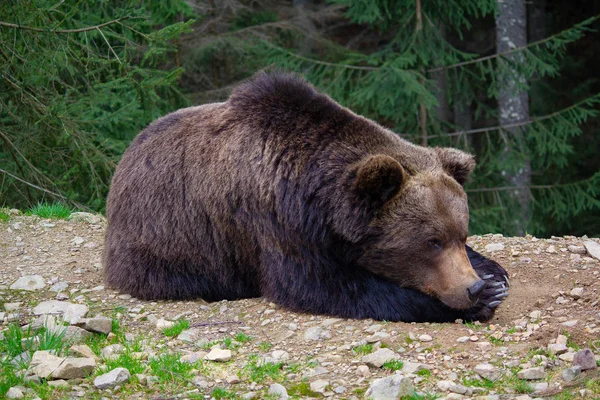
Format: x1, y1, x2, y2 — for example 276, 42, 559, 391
435, 147, 475, 186
354, 155, 405, 207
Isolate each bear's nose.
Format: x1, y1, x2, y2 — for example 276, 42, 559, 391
467, 279, 486, 302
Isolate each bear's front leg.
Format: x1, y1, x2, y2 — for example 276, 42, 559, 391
258, 248, 501, 323
259, 246, 508, 323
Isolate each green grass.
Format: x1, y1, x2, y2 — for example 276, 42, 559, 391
212, 387, 239, 399
287, 381, 320, 397
352, 343, 374, 355
234, 332, 253, 344
243, 354, 283, 382
163, 319, 190, 337
382, 360, 404, 371
462, 377, 496, 389
37, 326, 68, 354
25, 202, 72, 219
487, 334, 504, 346
149, 352, 197, 389
416, 368, 432, 378
0, 209, 9, 223
512, 379, 534, 394
402, 393, 440, 400
506, 327, 517, 334
258, 341, 273, 352
100, 350, 146, 375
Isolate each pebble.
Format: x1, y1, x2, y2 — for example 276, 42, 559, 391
517, 367, 546, 380
303, 326, 330, 341
361, 348, 399, 368
310, 379, 329, 393
419, 334, 433, 342
570, 287, 584, 299
32, 301, 89, 324
268, 383, 289, 399
568, 245, 587, 254
562, 366, 582, 382
205, 348, 232, 362
94, 368, 131, 389
6, 387, 24, 399
485, 243, 504, 252
547, 343, 568, 355
474, 363, 502, 381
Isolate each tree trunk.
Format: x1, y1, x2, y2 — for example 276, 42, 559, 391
496, 0, 532, 235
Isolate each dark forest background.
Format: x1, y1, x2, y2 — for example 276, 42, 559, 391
1, 0, 599, 237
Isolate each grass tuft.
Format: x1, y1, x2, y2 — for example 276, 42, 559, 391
163, 319, 190, 337
243, 354, 283, 382
382, 360, 404, 371
26, 202, 72, 219
352, 343, 374, 355
235, 332, 253, 344
0, 209, 10, 223
212, 387, 239, 399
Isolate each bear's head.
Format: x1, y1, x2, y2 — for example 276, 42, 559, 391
354, 147, 484, 310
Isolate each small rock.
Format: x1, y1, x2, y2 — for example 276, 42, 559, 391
366, 332, 390, 343
449, 384, 468, 394
47, 380, 69, 387
178, 328, 200, 343
457, 336, 470, 343
29, 351, 65, 379
570, 287, 584, 299
304, 326, 329, 341
268, 383, 289, 399
485, 243, 504, 252
69, 345, 97, 360
365, 374, 414, 400
94, 368, 131, 389
205, 348, 232, 362
32, 301, 88, 324
548, 343, 568, 355
10, 275, 46, 291
529, 310, 542, 320
69, 212, 104, 224
556, 334, 568, 345
226, 375, 240, 384
51, 357, 95, 379
49, 282, 69, 292
559, 352, 576, 362
583, 240, 600, 260
62, 326, 93, 343
533, 382, 548, 393
356, 365, 370, 376
101, 344, 125, 359
568, 245, 587, 254
6, 387, 24, 399
180, 352, 207, 364
573, 348, 597, 370
401, 361, 430, 374
156, 318, 174, 330
271, 350, 290, 361
361, 348, 399, 368
77, 317, 113, 334
437, 380, 454, 391
562, 320, 578, 327
517, 367, 546, 380
562, 366, 582, 382
310, 379, 329, 394
333, 386, 346, 394
474, 363, 502, 381
419, 334, 433, 342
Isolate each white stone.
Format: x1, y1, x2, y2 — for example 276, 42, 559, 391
570, 287, 584, 299
304, 326, 328, 341
178, 328, 200, 343
583, 240, 600, 260
548, 343, 568, 355
485, 243, 504, 252
310, 379, 329, 394
205, 348, 232, 362
94, 368, 131, 389
32, 301, 88, 324
517, 367, 546, 380
51, 357, 95, 379
156, 318, 174, 330
6, 387, 24, 399
361, 348, 399, 368
419, 334, 433, 342
474, 363, 502, 381
77, 317, 112, 334
365, 375, 414, 400
10, 275, 46, 291
268, 383, 289, 399
401, 361, 430, 374
29, 351, 65, 378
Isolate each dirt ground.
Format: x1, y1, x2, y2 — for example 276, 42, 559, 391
1, 213, 599, 399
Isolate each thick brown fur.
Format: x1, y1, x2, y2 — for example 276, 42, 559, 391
104, 71, 508, 322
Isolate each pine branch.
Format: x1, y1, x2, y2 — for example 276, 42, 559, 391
428, 92, 600, 139
0, 17, 130, 34
427, 14, 599, 73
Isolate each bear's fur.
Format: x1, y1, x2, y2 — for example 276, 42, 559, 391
104, 72, 508, 322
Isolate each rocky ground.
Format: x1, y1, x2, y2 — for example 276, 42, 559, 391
0, 210, 599, 400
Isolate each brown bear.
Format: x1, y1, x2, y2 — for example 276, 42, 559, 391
103, 72, 509, 322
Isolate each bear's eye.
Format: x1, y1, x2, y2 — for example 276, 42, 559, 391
427, 239, 443, 250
